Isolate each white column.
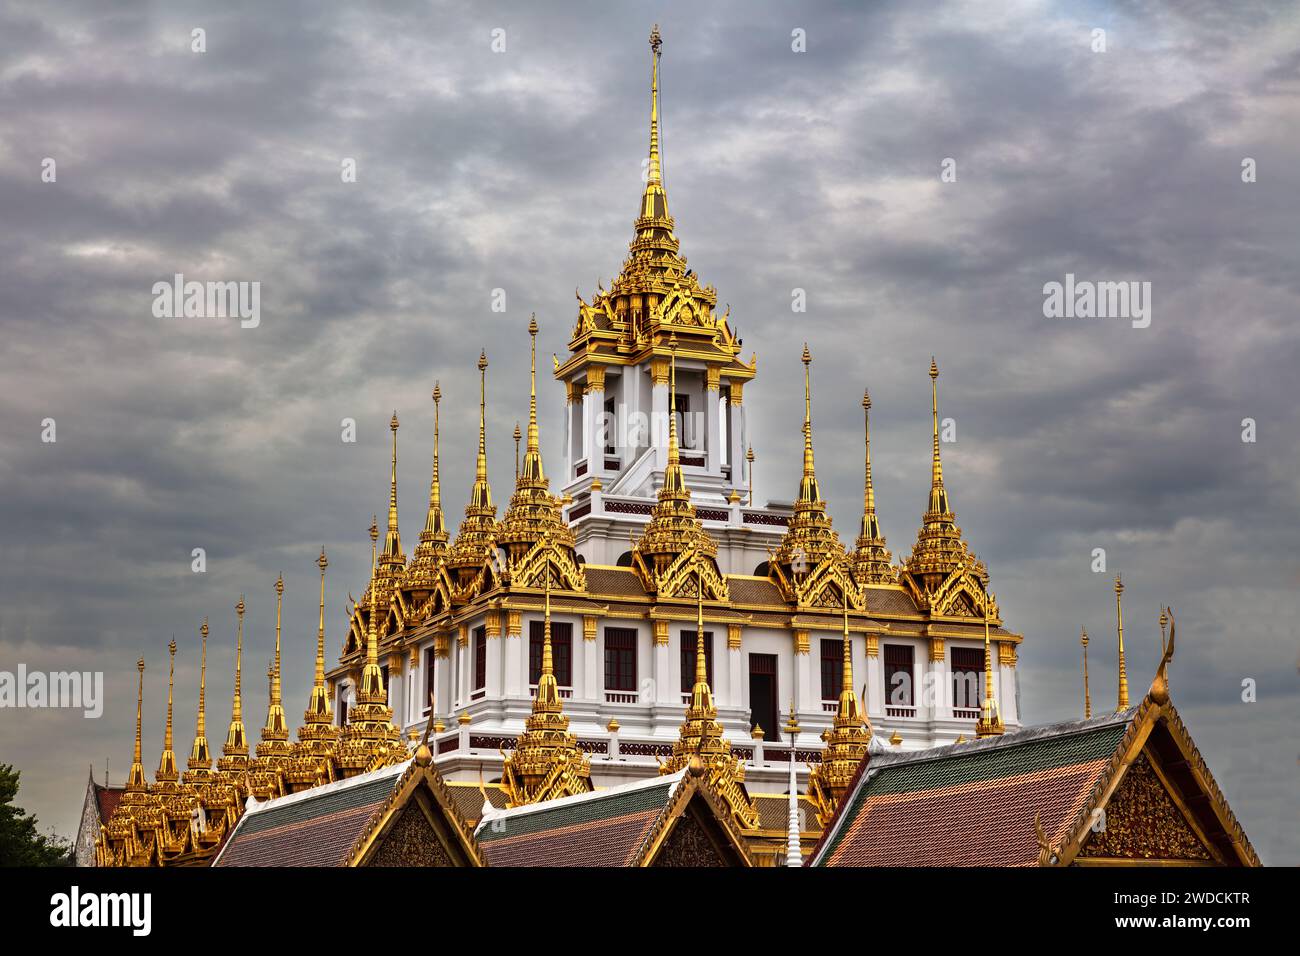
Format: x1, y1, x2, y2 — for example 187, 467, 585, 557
728, 641, 744, 712
652, 378, 669, 472
793, 645, 813, 721
584, 626, 601, 703
999, 660, 1017, 725
930, 650, 949, 721
503, 625, 523, 698
705, 379, 721, 473
580, 388, 594, 468
865, 647, 882, 719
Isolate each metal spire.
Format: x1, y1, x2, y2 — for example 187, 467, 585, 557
1115, 574, 1129, 710
1081, 626, 1091, 719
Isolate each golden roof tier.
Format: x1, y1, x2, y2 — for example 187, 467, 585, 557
852, 388, 895, 585
555, 26, 755, 417
660, 557, 757, 831
286, 548, 339, 792
807, 601, 873, 826
249, 575, 292, 801
901, 359, 997, 620
771, 345, 862, 610
182, 618, 212, 787
401, 383, 453, 611
446, 351, 500, 598
216, 596, 249, 773
497, 317, 586, 592
499, 558, 593, 805
630, 334, 728, 600
334, 549, 408, 778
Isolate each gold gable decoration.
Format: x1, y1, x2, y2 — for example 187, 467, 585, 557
660, 558, 758, 832
770, 345, 862, 610
498, 317, 587, 592
500, 559, 593, 806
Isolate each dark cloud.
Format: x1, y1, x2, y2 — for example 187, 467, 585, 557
0, 0, 1295, 862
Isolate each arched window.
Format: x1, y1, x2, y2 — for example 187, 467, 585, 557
616, 550, 634, 567
753, 561, 770, 577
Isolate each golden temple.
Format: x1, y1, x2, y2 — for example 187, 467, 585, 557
85, 27, 1255, 870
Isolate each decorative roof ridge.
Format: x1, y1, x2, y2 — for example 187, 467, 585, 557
868, 709, 1137, 773
236, 757, 412, 820
476, 769, 686, 834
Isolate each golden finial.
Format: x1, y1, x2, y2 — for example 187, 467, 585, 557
263, 572, 286, 741
976, 601, 1003, 737
647, 24, 663, 185
224, 594, 248, 759
783, 698, 800, 741
746, 444, 755, 506
369, 515, 378, 544
889, 729, 902, 747
1150, 606, 1176, 705
798, 343, 818, 500
415, 693, 436, 767
513, 421, 521, 479
1159, 606, 1168, 656
128, 656, 146, 791
187, 617, 210, 773
474, 350, 490, 491
1081, 626, 1091, 719
304, 547, 331, 724
1114, 574, 1129, 710
929, 357, 944, 490
382, 411, 403, 563
853, 385, 893, 583
156, 638, 178, 783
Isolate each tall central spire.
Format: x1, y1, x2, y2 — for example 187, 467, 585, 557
641, 24, 668, 224
928, 358, 948, 513
853, 388, 894, 584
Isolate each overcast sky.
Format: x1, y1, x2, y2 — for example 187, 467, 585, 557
0, 0, 1296, 863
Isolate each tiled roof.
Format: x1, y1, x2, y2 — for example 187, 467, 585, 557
94, 784, 124, 824
214, 762, 410, 867
446, 781, 509, 825
863, 586, 921, 617
584, 566, 648, 597
813, 711, 1135, 867
726, 576, 786, 607
752, 793, 818, 831
477, 773, 682, 867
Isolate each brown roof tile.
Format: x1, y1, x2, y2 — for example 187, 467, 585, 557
813, 712, 1134, 867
